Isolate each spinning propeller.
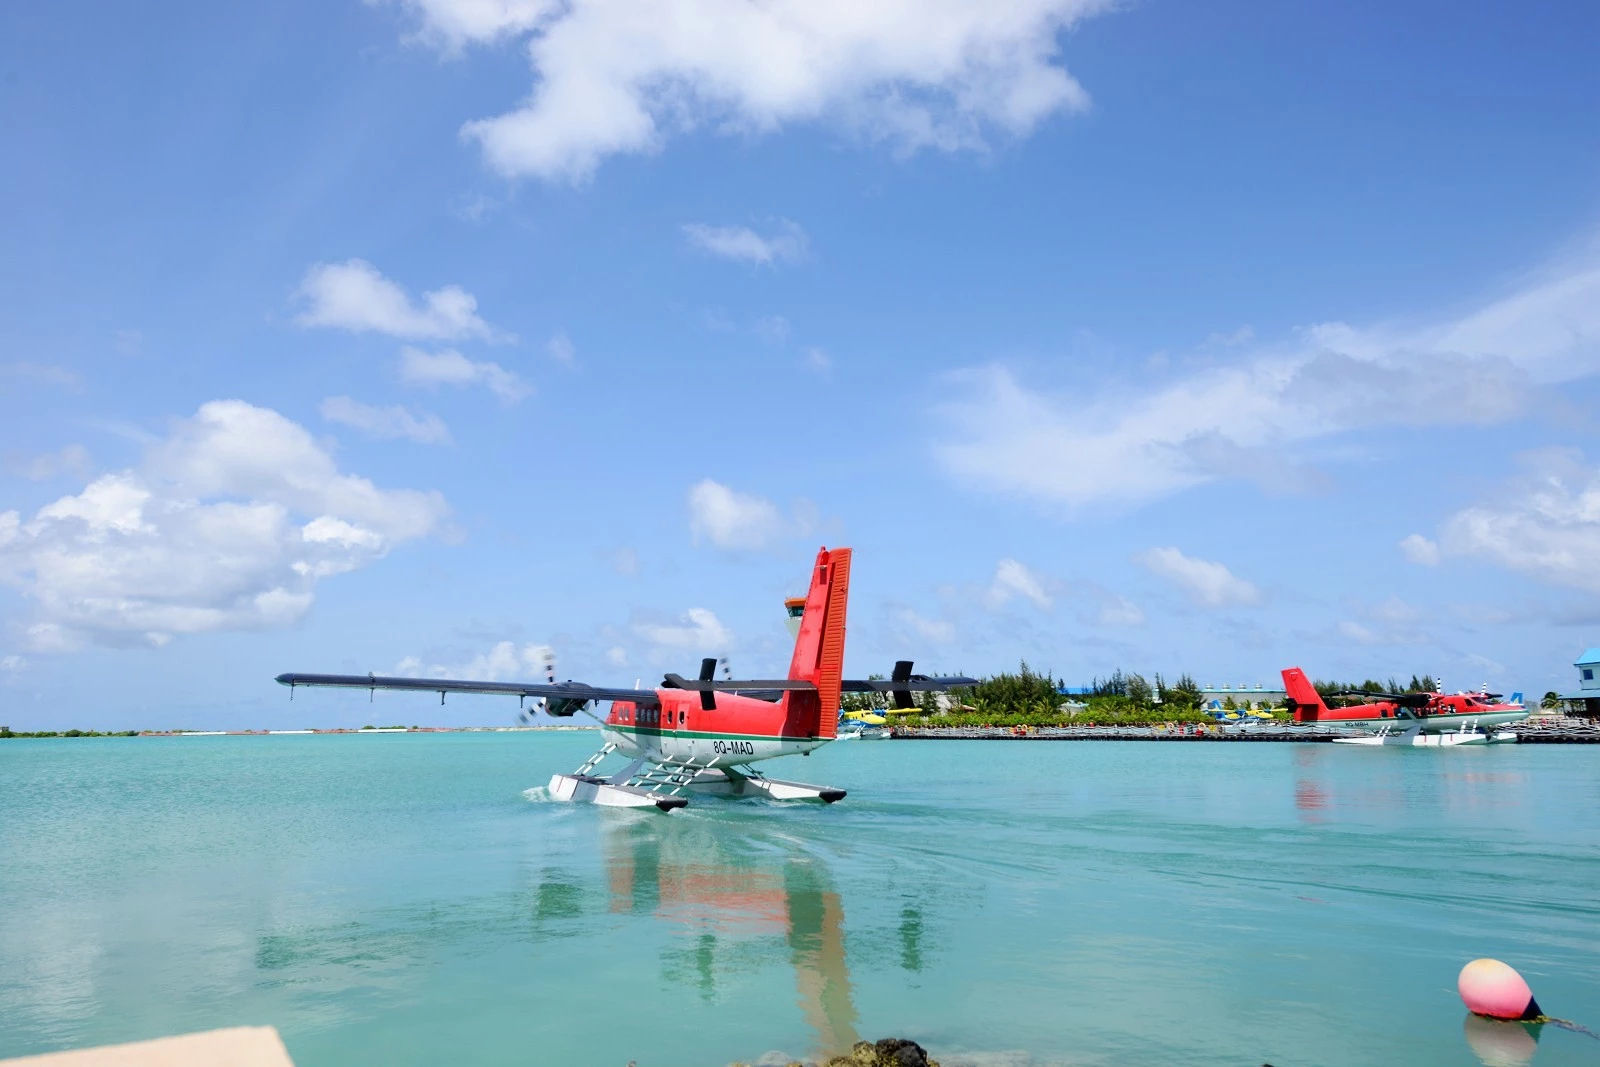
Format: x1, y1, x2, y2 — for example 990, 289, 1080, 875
517, 650, 558, 724
512, 648, 600, 722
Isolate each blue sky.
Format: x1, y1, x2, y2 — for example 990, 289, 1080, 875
3, 0, 1598, 729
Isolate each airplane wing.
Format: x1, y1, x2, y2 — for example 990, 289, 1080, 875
662, 659, 977, 708
840, 676, 977, 693
274, 672, 661, 713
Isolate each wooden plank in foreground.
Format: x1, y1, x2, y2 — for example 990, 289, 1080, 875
0, 1027, 294, 1067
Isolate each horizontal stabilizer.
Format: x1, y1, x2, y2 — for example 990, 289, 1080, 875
660, 674, 976, 695
662, 675, 816, 692
849, 661, 978, 709
840, 677, 977, 693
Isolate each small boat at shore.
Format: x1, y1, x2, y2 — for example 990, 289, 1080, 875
837, 717, 891, 741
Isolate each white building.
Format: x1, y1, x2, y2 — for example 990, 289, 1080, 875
1198, 683, 1286, 710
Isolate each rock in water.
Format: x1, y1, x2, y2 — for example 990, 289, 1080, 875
822, 1037, 937, 1067
875, 1038, 931, 1067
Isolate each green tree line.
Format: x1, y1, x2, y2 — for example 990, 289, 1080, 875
891, 662, 1274, 728
0, 727, 141, 738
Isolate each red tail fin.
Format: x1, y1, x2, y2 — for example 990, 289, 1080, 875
1281, 667, 1327, 722
784, 547, 852, 739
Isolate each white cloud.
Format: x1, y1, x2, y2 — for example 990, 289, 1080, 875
985, 557, 1052, 610
320, 396, 452, 444
683, 220, 808, 265
687, 479, 785, 551
606, 646, 628, 667
0, 654, 25, 673
295, 259, 503, 342
892, 607, 955, 645
1095, 595, 1144, 627
0, 400, 448, 650
398, 347, 530, 403
1337, 620, 1380, 645
1334, 599, 1432, 647
803, 347, 832, 374
1135, 547, 1260, 608
1431, 449, 1600, 594
0, 362, 81, 390
753, 315, 792, 345
382, 0, 558, 52
5, 445, 92, 481
1399, 533, 1440, 566
1204, 325, 1255, 348
635, 607, 730, 650
399, 641, 554, 681
934, 257, 1600, 510
546, 332, 576, 365
1370, 596, 1421, 625
408, 0, 1114, 182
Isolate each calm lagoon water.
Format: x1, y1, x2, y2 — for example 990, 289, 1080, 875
2, 733, 1597, 1066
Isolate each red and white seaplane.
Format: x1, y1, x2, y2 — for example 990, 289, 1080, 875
278, 547, 972, 811
1281, 667, 1528, 746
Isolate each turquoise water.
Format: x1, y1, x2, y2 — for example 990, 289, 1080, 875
2, 734, 1596, 1066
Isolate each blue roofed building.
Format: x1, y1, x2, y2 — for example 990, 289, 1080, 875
1558, 648, 1600, 719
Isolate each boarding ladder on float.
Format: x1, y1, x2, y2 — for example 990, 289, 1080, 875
627, 754, 713, 797
571, 742, 617, 777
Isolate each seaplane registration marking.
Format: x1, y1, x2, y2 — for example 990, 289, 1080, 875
711, 740, 755, 756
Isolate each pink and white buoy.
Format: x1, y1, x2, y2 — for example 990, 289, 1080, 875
1459, 959, 1542, 1021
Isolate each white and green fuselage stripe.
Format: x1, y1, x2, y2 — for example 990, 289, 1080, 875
1341, 710, 1528, 732
602, 724, 828, 768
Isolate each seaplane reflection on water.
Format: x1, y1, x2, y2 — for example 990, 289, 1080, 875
598, 817, 859, 1056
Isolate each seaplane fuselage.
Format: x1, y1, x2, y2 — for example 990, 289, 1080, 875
1282, 667, 1528, 742
603, 692, 831, 769
1310, 707, 1529, 733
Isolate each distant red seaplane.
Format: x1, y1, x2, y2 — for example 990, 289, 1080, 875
278, 547, 972, 810
1281, 668, 1527, 746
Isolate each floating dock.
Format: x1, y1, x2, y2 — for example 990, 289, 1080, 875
895, 726, 1347, 742
894, 724, 1600, 743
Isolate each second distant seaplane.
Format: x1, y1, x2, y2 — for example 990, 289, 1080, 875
1281, 668, 1528, 747
277, 547, 972, 811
